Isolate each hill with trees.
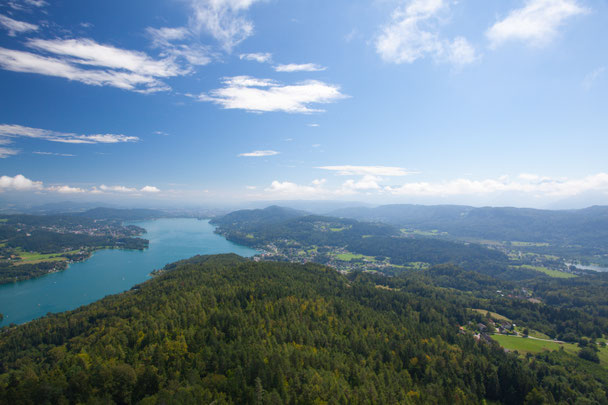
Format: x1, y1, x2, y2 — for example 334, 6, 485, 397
1, 254, 606, 404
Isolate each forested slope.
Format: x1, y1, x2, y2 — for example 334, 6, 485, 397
0, 254, 606, 404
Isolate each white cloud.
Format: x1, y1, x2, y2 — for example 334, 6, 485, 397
385, 173, 608, 197
486, 0, 587, 48
198, 75, 347, 113
317, 165, 412, 176
0, 47, 170, 93
239, 52, 272, 63
0, 174, 161, 195
0, 174, 43, 191
0, 37, 201, 93
274, 63, 326, 72
445, 37, 478, 66
188, 0, 264, 51
141, 185, 160, 193
24, 0, 47, 6
308, 123, 319, 127
376, 0, 477, 66
148, 27, 190, 44
238, 150, 280, 157
0, 147, 19, 158
0, 124, 138, 146
147, 27, 212, 67
99, 185, 137, 193
265, 179, 327, 197
582, 67, 605, 90
33, 151, 75, 157
257, 172, 608, 201
245, 185, 257, 190
0, 14, 38, 36
95, 184, 161, 194
7, 1, 47, 11
341, 175, 382, 191
47, 185, 85, 194
27, 38, 185, 77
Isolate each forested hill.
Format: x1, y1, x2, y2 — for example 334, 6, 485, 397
211, 207, 518, 279
1, 254, 606, 404
210, 205, 308, 227
329, 204, 608, 248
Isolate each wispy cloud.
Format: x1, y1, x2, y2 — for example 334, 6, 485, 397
317, 165, 412, 176
188, 0, 264, 51
376, 0, 478, 66
146, 27, 212, 67
0, 14, 38, 36
33, 151, 76, 157
0, 124, 138, 145
0, 147, 19, 158
26, 38, 186, 77
197, 75, 347, 113
24, 0, 47, 7
582, 66, 605, 90
239, 52, 272, 63
274, 63, 326, 72
238, 150, 280, 157
486, 0, 587, 48
7, 0, 47, 11
0, 37, 196, 93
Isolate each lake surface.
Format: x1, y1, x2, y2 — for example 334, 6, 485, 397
0, 218, 258, 326
566, 262, 608, 272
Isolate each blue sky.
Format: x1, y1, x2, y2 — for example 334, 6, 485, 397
0, 0, 606, 208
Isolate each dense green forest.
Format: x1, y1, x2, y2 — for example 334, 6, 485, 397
0, 255, 606, 404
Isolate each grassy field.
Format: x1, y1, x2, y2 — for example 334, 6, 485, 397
400, 228, 447, 237
335, 253, 376, 262
492, 334, 578, 355
471, 309, 511, 322
518, 265, 576, 279
491, 335, 608, 367
513, 326, 551, 340
13, 249, 81, 265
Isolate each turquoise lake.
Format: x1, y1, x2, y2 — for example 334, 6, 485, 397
0, 218, 258, 326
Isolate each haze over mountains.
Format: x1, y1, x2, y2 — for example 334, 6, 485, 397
328, 204, 608, 248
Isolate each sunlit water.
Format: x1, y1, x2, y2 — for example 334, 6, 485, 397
0, 218, 258, 326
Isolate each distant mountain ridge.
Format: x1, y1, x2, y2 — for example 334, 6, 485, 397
73, 207, 168, 221
328, 204, 608, 248
210, 205, 308, 227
